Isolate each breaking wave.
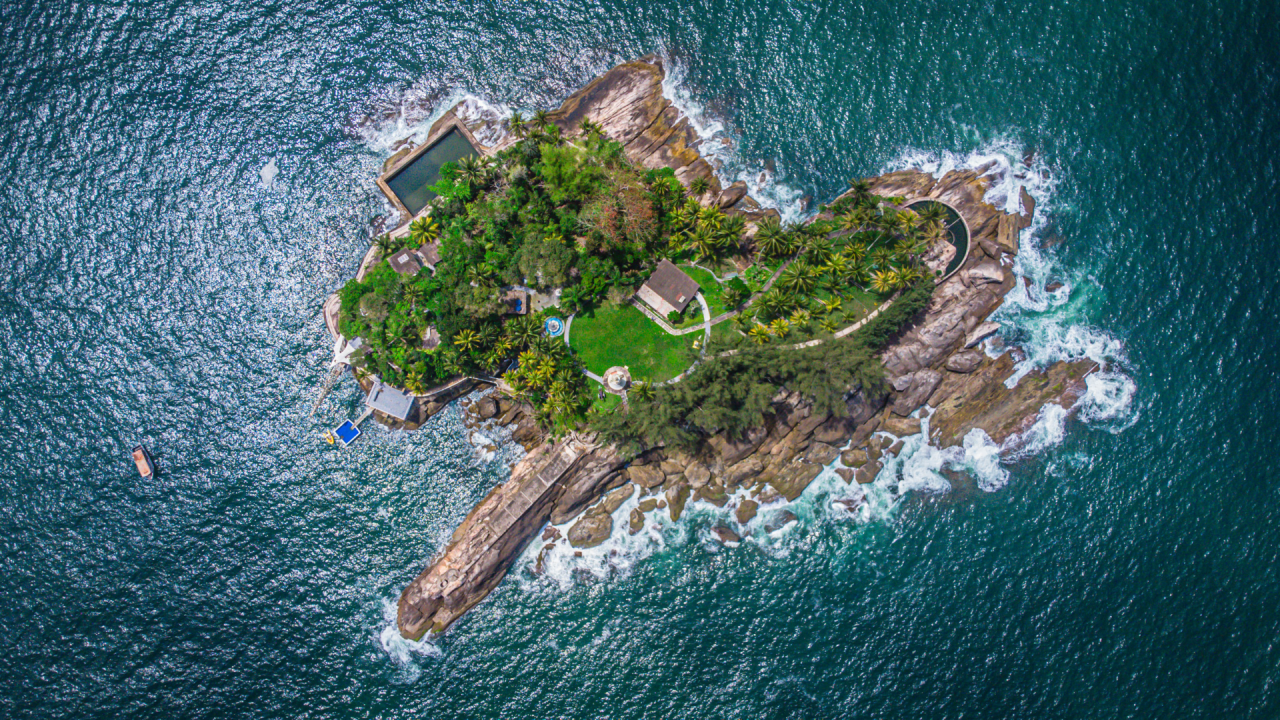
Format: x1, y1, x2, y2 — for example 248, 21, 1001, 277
375, 597, 441, 682
885, 138, 1138, 440
658, 58, 807, 223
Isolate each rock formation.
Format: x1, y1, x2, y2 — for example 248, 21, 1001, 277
390, 56, 1099, 639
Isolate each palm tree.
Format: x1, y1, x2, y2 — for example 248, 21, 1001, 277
802, 235, 835, 266
508, 316, 542, 348
769, 318, 791, 338
748, 324, 772, 344
754, 218, 788, 259
684, 224, 721, 263
453, 329, 480, 352
409, 216, 440, 247
374, 233, 400, 258
631, 381, 656, 402
818, 317, 838, 333
718, 214, 746, 249
789, 308, 811, 328
509, 111, 527, 138
837, 212, 862, 234
689, 176, 711, 197
579, 118, 603, 136
871, 270, 895, 294
531, 109, 551, 129
842, 242, 867, 266
779, 261, 820, 295
870, 246, 895, 269
757, 288, 790, 319
820, 296, 843, 314
457, 155, 485, 186
403, 282, 426, 311
916, 202, 947, 225
848, 178, 873, 204
403, 368, 427, 395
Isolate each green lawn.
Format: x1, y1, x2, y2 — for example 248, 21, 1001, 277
679, 264, 730, 317
570, 304, 694, 383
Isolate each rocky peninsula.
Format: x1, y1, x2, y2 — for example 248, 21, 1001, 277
326, 56, 1094, 640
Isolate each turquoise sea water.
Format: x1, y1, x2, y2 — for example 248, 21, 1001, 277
2, 1, 1279, 718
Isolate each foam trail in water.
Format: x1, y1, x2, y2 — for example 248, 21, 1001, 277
354, 87, 512, 154
375, 598, 441, 682
660, 58, 807, 223
884, 138, 1136, 431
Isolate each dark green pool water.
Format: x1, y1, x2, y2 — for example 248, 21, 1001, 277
385, 129, 477, 216
1, 0, 1278, 718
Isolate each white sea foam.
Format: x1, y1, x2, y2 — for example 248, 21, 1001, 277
660, 58, 807, 223
885, 138, 1137, 430
375, 597, 441, 682
354, 87, 511, 154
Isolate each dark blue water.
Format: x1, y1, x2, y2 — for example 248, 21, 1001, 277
2, 1, 1279, 718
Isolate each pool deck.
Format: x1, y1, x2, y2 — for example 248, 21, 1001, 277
376, 111, 490, 229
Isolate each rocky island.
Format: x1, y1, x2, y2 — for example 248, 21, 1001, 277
320, 56, 1096, 640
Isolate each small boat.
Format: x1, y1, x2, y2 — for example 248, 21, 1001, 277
132, 445, 154, 478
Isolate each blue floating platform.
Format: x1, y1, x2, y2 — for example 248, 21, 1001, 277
334, 420, 361, 446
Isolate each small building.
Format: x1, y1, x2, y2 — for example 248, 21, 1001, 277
365, 380, 416, 421
501, 288, 530, 315
388, 249, 424, 277
636, 259, 699, 317
415, 241, 441, 272
421, 325, 440, 351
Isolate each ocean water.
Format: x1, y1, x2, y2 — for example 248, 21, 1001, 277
2, 0, 1279, 718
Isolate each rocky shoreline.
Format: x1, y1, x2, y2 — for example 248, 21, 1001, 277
382, 56, 1096, 640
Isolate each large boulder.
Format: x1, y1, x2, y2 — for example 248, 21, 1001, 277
568, 513, 613, 548
627, 464, 665, 489
881, 415, 922, 437
706, 426, 768, 465
855, 461, 882, 484
891, 370, 942, 416
735, 499, 759, 524
722, 456, 764, 490
804, 442, 841, 466
684, 460, 712, 488
666, 482, 691, 521
598, 483, 635, 515
768, 462, 824, 502
946, 349, 984, 373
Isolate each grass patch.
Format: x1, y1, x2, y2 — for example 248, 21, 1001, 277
679, 264, 730, 317
570, 304, 693, 383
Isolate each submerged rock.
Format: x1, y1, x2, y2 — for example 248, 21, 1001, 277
711, 525, 741, 544
765, 510, 798, 533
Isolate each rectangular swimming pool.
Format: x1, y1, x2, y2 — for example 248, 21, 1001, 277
384, 129, 478, 216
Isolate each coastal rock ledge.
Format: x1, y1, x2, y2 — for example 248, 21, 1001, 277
394, 56, 1097, 639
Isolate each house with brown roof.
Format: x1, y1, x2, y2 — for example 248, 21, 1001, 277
636, 259, 700, 317
388, 249, 424, 277
414, 241, 441, 272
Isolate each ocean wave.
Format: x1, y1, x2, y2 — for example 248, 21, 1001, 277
659, 57, 807, 223
884, 138, 1137, 429
375, 597, 441, 682
351, 86, 511, 154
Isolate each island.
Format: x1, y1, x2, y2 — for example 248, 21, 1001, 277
318, 55, 1097, 640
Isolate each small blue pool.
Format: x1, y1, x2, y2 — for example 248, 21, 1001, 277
545, 317, 564, 337
334, 420, 360, 446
